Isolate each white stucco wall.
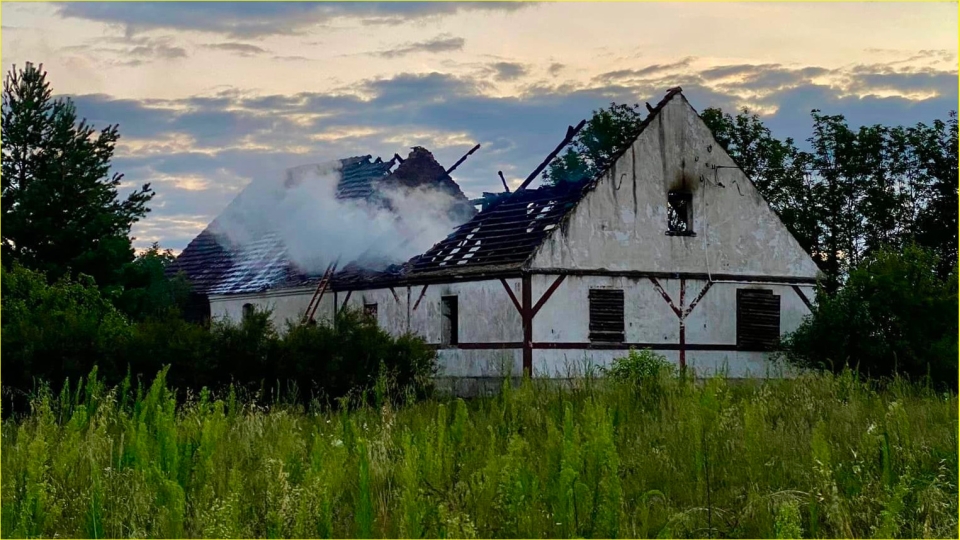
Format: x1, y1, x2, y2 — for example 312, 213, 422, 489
407, 278, 524, 344
529, 274, 815, 378
209, 286, 336, 330
531, 349, 801, 379
530, 95, 821, 279
209, 275, 815, 381
337, 287, 409, 336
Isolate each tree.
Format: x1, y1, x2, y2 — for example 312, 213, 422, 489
1, 63, 154, 288
113, 243, 192, 321
906, 112, 958, 279
781, 245, 957, 390
0, 262, 133, 411
543, 102, 645, 185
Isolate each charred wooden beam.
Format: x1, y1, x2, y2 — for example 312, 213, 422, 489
445, 143, 481, 175
393, 153, 405, 164
645, 102, 654, 113
498, 171, 510, 193
516, 119, 586, 192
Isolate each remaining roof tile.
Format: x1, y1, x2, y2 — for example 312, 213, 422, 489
406, 180, 585, 272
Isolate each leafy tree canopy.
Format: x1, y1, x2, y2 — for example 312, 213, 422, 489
543, 102, 645, 186
781, 245, 957, 390
2, 62, 154, 288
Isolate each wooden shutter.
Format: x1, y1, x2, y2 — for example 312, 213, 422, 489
737, 289, 781, 351
589, 289, 624, 342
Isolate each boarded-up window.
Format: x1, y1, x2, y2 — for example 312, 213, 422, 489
441, 296, 458, 346
589, 289, 624, 342
667, 191, 694, 235
737, 289, 781, 351
363, 303, 378, 319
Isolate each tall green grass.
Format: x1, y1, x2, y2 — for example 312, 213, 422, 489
2, 366, 956, 538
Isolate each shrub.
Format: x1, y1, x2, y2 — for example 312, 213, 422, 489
603, 348, 676, 386
2, 265, 438, 411
781, 245, 958, 390
276, 309, 437, 405
1, 263, 132, 413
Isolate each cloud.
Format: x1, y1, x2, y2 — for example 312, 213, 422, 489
486, 62, 529, 81
273, 55, 312, 62
54, 1, 536, 37
548, 63, 565, 76
203, 42, 270, 57
60, 35, 188, 66
372, 34, 465, 58
593, 57, 696, 84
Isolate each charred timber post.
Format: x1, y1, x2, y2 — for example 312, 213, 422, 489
498, 171, 510, 193
516, 119, 587, 192
445, 144, 482, 175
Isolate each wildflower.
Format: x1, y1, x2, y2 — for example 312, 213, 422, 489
333, 439, 343, 448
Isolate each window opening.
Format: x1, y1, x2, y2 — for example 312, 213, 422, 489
441, 296, 459, 346
736, 289, 781, 351
589, 289, 624, 342
667, 190, 694, 235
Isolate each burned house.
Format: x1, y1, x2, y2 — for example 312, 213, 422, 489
174, 88, 821, 388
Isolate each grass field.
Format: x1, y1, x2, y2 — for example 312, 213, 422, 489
1, 367, 957, 539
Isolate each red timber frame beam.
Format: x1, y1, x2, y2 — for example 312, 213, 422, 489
501, 274, 567, 376
792, 285, 814, 312
648, 277, 713, 369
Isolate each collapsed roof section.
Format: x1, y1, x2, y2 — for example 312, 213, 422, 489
407, 181, 584, 272
169, 146, 477, 295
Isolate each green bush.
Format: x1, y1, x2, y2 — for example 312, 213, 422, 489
276, 309, 438, 405
2, 264, 437, 411
1, 263, 132, 412
603, 348, 676, 384
781, 245, 958, 390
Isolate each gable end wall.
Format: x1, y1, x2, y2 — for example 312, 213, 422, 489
530, 96, 821, 278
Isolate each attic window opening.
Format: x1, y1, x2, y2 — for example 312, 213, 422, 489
242, 303, 255, 321
667, 191, 694, 236
363, 302, 378, 319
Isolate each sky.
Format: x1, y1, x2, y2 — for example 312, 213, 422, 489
2, 1, 957, 253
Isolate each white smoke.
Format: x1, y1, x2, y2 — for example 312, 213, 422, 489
210, 160, 465, 275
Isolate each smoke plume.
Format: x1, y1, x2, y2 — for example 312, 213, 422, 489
210, 160, 467, 276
